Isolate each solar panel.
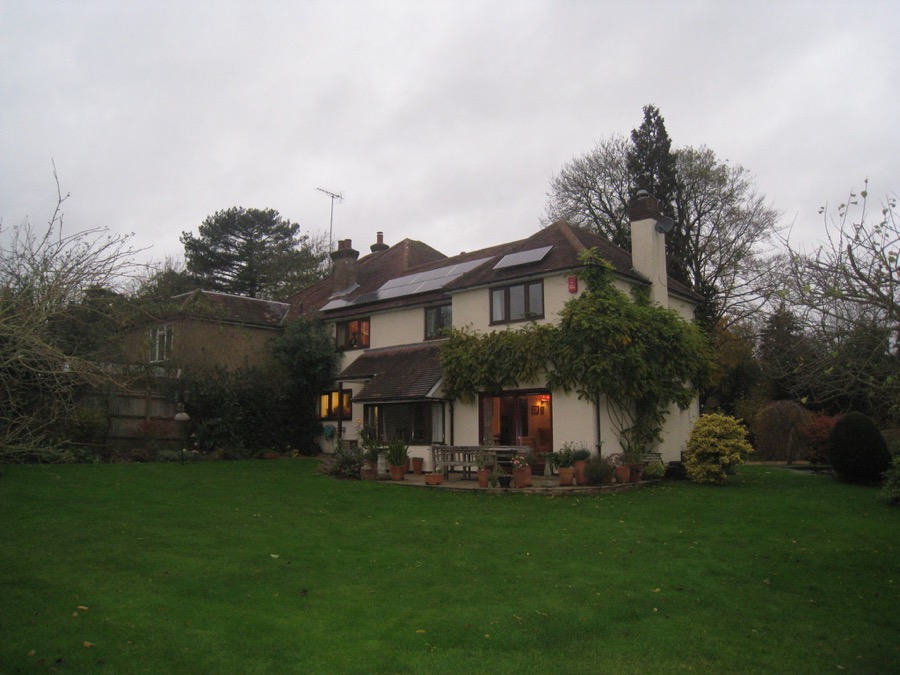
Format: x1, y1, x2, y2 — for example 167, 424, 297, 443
321, 257, 491, 311
493, 245, 553, 270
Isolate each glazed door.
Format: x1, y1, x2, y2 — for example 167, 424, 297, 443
479, 391, 552, 453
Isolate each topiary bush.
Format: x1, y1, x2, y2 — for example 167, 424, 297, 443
826, 411, 892, 483
684, 413, 754, 484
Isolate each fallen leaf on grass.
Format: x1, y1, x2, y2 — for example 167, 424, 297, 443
26, 649, 36, 657
78, 605, 89, 611
83, 641, 94, 648
416, 629, 426, 634
270, 554, 280, 559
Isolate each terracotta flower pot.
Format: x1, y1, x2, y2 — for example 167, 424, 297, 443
629, 464, 643, 482
558, 466, 575, 486
477, 467, 491, 488
389, 464, 406, 481
411, 457, 424, 475
513, 466, 532, 488
424, 473, 444, 485
574, 459, 588, 485
614, 465, 630, 484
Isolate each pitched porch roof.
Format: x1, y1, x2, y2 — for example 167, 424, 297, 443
339, 342, 444, 403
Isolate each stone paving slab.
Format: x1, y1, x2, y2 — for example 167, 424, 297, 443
376, 472, 646, 495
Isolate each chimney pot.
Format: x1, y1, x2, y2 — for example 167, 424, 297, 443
370, 231, 389, 253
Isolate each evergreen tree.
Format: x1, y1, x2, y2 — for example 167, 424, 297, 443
181, 207, 327, 299
627, 105, 688, 284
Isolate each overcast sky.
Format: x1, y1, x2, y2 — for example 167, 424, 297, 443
2, 0, 898, 271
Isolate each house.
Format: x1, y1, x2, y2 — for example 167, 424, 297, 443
286, 193, 701, 467
122, 289, 291, 373
97, 290, 292, 450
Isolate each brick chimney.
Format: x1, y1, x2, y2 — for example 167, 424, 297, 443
330, 239, 359, 293
370, 231, 389, 253
629, 191, 669, 307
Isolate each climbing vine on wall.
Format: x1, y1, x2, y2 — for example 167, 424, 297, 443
439, 322, 557, 402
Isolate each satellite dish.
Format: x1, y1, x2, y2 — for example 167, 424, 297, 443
655, 216, 675, 234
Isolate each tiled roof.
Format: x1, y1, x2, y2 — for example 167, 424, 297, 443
283, 239, 448, 321
339, 342, 444, 402
171, 290, 290, 328
286, 220, 699, 320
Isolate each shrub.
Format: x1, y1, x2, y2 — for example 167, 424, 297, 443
802, 414, 841, 464
684, 413, 753, 484
826, 411, 892, 483
184, 366, 321, 456
642, 461, 666, 479
586, 454, 615, 485
326, 442, 363, 479
880, 457, 900, 506
753, 401, 811, 463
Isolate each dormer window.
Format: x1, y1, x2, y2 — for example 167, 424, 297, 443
490, 281, 544, 324
336, 318, 370, 350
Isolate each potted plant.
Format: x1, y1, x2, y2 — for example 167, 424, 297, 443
642, 460, 666, 480
572, 446, 591, 485
490, 466, 511, 488
411, 455, 424, 475
384, 438, 409, 481
550, 447, 576, 486
475, 448, 492, 488
586, 454, 615, 485
512, 453, 533, 488
425, 470, 444, 485
620, 440, 646, 483
608, 453, 630, 484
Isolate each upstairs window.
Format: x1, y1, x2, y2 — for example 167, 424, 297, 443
425, 304, 452, 340
150, 325, 173, 363
319, 390, 352, 420
490, 281, 544, 324
336, 318, 370, 350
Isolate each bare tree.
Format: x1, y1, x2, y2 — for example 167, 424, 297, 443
543, 134, 633, 249
545, 135, 781, 330
674, 147, 783, 328
0, 166, 142, 460
778, 180, 900, 422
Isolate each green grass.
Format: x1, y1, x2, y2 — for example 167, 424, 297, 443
1, 460, 898, 674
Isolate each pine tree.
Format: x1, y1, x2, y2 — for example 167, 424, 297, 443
627, 105, 688, 284
181, 207, 327, 299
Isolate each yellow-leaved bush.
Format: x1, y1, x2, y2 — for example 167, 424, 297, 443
684, 413, 753, 484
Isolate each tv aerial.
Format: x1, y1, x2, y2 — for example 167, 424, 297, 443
317, 187, 343, 250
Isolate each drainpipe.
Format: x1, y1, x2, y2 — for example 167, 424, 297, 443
448, 400, 454, 445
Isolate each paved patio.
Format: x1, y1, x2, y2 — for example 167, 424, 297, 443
378, 471, 646, 495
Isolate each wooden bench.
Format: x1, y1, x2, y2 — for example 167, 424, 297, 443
432, 446, 528, 478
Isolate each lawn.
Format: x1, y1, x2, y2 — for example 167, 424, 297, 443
1, 460, 898, 674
